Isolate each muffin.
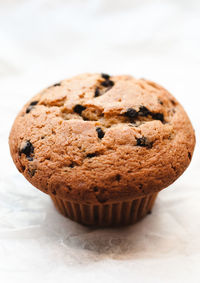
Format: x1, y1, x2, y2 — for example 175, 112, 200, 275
9, 73, 195, 226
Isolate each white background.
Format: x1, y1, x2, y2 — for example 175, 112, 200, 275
0, 0, 200, 282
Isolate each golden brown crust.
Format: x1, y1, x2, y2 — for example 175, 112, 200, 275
9, 73, 195, 204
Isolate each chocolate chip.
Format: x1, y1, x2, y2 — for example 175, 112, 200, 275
21, 165, 25, 172
96, 193, 108, 203
136, 137, 153, 148
101, 73, 110, 80
53, 82, 61, 87
28, 168, 36, 177
73, 104, 86, 115
138, 106, 164, 123
170, 99, 176, 106
188, 152, 191, 160
49, 82, 61, 88
30, 101, 38, 106
151, 112, 164, 122
93, 186, 99, 192
101, 80, 114, 87
136, 137, 146, 147
172, 165, 176, 171
172, 109, 176, 114
86, 152, 97, 158
26, 107, 32, 114
69, 163, 75, 168
138, 106, 151, 117
20, 141, 34, 158
94, 87, 100, 97
124, 108, 138, 119
96, 127, 105, 139
139, 184, 143, 189
26, 101, 38, 113
82, 117, 89, 121
115, 174, 121, 181
52, 190, 56, 195
94, 188, 108, 203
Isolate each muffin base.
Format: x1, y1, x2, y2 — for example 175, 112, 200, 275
50, 192, 158, 227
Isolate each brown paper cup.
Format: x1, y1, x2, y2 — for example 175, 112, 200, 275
50, 192, 158, 227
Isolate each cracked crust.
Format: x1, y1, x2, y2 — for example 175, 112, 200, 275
9, 73, 195, 204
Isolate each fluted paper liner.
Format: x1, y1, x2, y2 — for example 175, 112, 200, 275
50, 193, 158, 227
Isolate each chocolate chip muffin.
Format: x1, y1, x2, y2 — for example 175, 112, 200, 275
9, 73, 195, 226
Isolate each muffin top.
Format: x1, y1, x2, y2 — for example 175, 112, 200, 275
9, 73, 195, 204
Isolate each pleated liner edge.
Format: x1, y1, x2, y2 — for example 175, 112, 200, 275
50, 192, 158, 227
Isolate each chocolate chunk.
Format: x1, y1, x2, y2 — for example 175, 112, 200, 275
188, 152, 191, 160
96, 127, 105, 139
86, 152, 97, 158
26, 101, 38, 113
138, 106, 151, 117
124, 108, 138, 119
101, 80, 114, 87
73, 104, 86, 115
101, 73, 110, 80
136, 137, 153, 148
151, 112, 164, 122
52, 190, 57, 195
20, 141, 34, 158
94, 87, 100, 97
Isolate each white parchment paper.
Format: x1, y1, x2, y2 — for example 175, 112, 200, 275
0, 1, 200, 282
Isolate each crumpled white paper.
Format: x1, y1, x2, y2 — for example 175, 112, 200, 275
0, 1, 200, 282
